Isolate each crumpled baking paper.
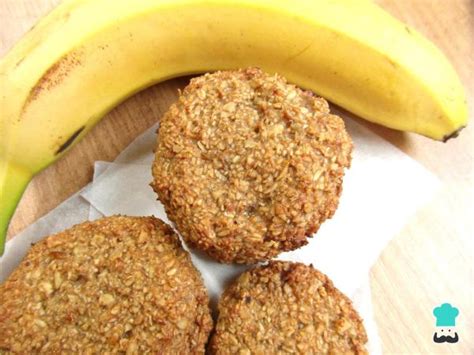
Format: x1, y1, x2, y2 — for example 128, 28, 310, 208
1, 118, 440, 354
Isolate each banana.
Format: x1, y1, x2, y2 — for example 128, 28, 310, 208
0, 0, 468, 253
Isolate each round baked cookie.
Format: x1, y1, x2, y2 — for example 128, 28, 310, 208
152, 68, 352, 264
0, 216, 212, 354
210, 261, 367, 354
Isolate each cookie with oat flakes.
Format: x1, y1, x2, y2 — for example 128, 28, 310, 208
0, 216, 212, 354
210, 261, 367, 354
152, 68, 352, 263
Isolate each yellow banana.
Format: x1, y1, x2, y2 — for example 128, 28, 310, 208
0, 0, 468, 254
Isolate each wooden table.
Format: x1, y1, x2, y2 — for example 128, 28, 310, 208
1, 0, 472, 353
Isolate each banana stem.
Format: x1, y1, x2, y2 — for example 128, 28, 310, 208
0, 162, 32, 255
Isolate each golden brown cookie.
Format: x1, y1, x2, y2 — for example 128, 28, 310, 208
210, 261, 367, 354
152, 68, 352, 263
0, 216, 212, 354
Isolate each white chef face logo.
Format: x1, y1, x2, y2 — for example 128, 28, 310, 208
433, 326, 459, 344
433, 303, 459, 344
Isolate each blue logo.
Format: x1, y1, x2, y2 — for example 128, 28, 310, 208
433, 303, 459, 344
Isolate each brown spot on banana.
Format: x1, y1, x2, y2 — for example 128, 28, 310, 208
21, 50, 82, 117
55, 126, 85, 155
442, 126, 465, 142
15, 57, 25, 68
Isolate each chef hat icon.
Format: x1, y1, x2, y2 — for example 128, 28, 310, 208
433, 303, 459, 327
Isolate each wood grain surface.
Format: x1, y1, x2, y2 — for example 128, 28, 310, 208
1, 0, 473, 353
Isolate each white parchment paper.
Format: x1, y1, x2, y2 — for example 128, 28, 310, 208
82, 120, 440, 296
1, 118, 440, 354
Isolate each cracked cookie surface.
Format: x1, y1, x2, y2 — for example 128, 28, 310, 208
210, 261, 367, 354
0, 216, 212, 354
152, 68, 352, 264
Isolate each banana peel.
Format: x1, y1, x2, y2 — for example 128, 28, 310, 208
0, 0, 468, 254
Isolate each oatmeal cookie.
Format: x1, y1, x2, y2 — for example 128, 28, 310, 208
152, 68, 352, 263
0, 216, 212, 354
210, 261, 367, 354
